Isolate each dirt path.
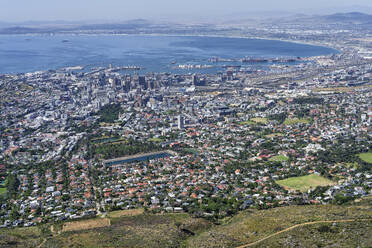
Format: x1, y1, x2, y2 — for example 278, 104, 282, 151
236, 219, 372, 248
37, 238, 47, 248
37, 225, 62, 248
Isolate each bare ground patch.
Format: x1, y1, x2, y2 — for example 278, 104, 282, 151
109, 208, 145, 218
62, 218, 111, 232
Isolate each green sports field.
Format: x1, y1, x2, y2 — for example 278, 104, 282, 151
358, 153, 372, 163
239, 121, 255, 125
269, 155, 289, 162
148, 137, 163, 143
284, 118, 310, 125
250, 117, 268, 124
276, 174, 335, 192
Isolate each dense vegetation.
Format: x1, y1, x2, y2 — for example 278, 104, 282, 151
88, 138, 160, 160
292, 97, 325, 105
268, 112, 287, 124
317, 142, 371, 172
186, 197, 242, 219
4, 174, 20, 198
96, 103, 123, 123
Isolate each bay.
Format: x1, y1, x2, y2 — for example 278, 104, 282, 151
0, 35, 338, 74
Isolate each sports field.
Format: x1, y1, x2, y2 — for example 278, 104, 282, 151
239, 118, 268, 125
269, 155, 289, 162
276, 174, 335, 192
250, 117, 268, 124
148, 137, 163, 143
265, 133, 284, 138
358, 153, 372, 163
239, 121, 255, 125
284, 118, 310, 125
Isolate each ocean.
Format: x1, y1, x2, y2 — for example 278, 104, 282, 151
0, 35, 338, 74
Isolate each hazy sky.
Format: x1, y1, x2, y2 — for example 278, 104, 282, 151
2, 0, 372, 22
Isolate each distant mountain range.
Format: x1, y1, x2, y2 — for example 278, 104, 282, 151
281, 12, 372, 24
1, 12, 372, 34
320, 12, 372, 23
238, 12, 372, 28
0, 19, 163, 34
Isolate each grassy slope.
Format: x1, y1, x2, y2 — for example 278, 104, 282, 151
185, 199, 372, 248
44, 213, 211, 248
276, 174, 335, 192
256, 221, 372, 248
0, 227, 41, 248
1, 199, 372, 248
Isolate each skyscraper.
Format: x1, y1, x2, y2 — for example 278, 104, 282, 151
192, 74, 199, 86
177, 115, 184, 129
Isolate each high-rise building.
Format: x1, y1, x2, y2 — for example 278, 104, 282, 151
139, 76, 146, 86
226, 71, 233, 81
109, 78, 117, 88
177, 115, 184, 129
192, 74, 199, 86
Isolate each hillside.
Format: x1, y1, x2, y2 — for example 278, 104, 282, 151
254, 12, 372, 30
321, 12, 372, 23
0, 198, 371, 248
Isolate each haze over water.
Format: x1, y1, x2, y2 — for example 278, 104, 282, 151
0, 35, 337, 74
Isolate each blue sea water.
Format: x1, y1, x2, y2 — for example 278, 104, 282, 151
0, 35, 338, 74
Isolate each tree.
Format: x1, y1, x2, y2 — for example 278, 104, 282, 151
333, 193, 353, 205
10, 207, 19, 221
5, 174, 20, 198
